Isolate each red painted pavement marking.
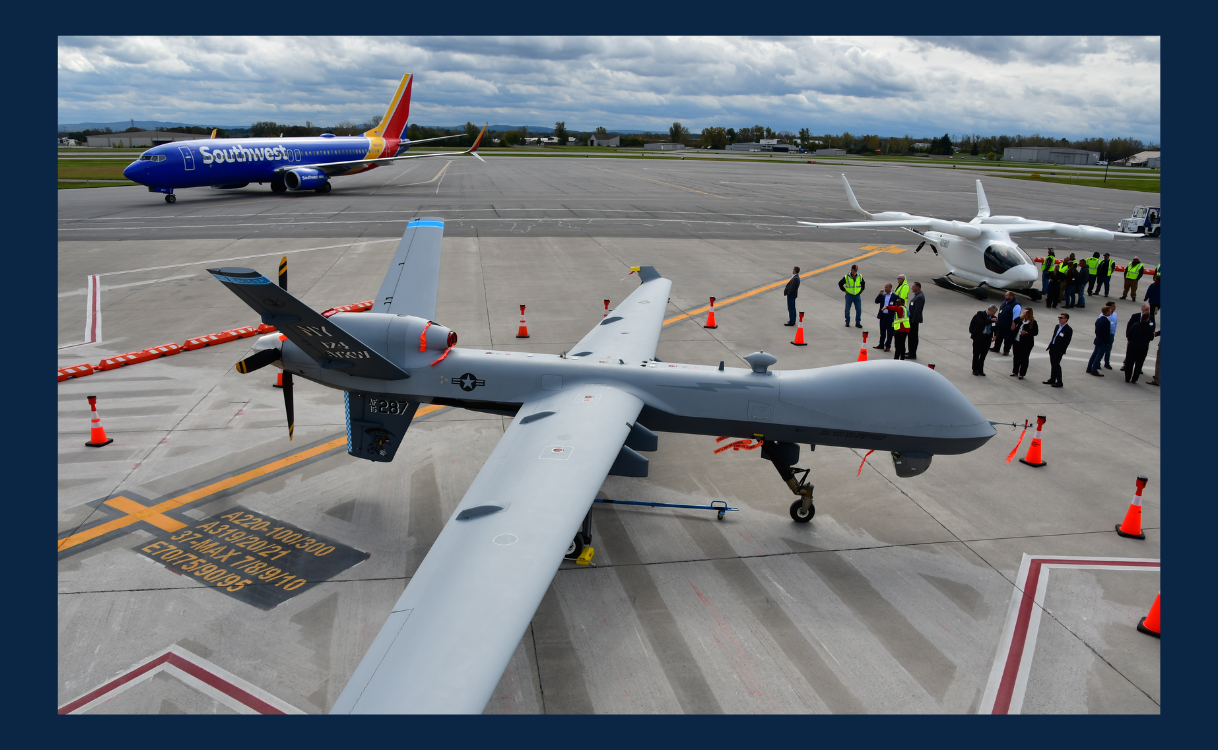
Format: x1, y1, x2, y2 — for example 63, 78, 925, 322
59, 645, 301, 714
980, 555, 1160, 715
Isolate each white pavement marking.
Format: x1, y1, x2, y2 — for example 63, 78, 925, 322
978, 554, 1160, 715
59, 275, 101, 350
58, 644, 306, 714
91, 239, 398, 277
59, 273, 197, 297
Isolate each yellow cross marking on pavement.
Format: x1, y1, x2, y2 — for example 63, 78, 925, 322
101, 496, 188, 534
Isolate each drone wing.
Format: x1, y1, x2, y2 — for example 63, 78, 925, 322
372, 218, 444, 319
798, 218, 985, 240
567, 266, 672, 363
331, 385, 643, 713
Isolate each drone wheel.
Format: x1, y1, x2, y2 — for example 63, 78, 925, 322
565, 532, 586, 560
789, 500, 815, 523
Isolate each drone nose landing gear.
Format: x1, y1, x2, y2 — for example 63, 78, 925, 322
758, 440, 816, 523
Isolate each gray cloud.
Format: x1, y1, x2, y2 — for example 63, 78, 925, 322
57, 36, 1160, 142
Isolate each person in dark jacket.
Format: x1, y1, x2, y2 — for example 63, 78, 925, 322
1046, 261, 1064, 308
783, 267, 800, 326
907, 282, 925, 359
969, 305, 998, 375
874, 283, 898, 351
992, 291, 1021, 355
1044, 312, 1072, 387
1123, 303, 1158, 383
1063, 261, 1079, 308
1096, 253, 1116, 297
1143, 273, 1160, 318
1074, 255, 1089, 309
1086, 303, 1116, 376
1009, 308, 1039, 379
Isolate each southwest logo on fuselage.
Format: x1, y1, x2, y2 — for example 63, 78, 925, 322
122, 73, 486, 204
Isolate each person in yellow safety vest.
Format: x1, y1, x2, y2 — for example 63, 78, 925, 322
838, 264, 866, 328
1086, 252, 1101, 296
888, 303, 911, 360
894, 274, 910, 305
1121, 256, 1145, 300
1040, 249, 1057, 294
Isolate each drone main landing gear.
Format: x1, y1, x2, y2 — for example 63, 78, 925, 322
759, 441, 816, 523
564, 510, 594, 563
933, 275, 988, 300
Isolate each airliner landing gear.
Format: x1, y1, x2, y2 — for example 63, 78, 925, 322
315, 183, 332, 194
164, 194, 176, 204
759, 441, 816, 523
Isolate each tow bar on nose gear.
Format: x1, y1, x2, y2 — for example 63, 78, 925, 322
594, 498, 737, 520
758, 440, 816, 523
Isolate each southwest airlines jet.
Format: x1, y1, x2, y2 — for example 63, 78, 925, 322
123, 73, 485, 203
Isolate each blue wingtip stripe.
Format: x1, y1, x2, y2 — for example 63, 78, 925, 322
211, 273, 272, 285
407, 220, 444, 228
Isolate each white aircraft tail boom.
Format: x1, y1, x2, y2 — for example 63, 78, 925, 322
841, 174, 873, 219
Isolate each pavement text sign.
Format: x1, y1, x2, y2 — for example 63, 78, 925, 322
133, 506, 368, 610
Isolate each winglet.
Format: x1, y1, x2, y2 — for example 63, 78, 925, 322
975, 180, 991, 218
210, 129, 218, 139
841, 174, 873, 219
464, 124, 488, 163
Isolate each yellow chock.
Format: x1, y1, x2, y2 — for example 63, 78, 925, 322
575, 546, 595, 566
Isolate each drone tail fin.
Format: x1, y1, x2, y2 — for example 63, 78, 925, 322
975, 180, 991, 218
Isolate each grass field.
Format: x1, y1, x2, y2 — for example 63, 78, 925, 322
58, 181, 134, 189
990, 173, 1160, 193
58, 159, 134, 181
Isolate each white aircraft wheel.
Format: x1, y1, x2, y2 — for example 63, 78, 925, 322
789, 499, 814, 523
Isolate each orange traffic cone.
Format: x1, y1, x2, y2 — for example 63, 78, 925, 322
704, 297, 718, 329
85, 395, 113, 448
603, 299, 610, 318
516, 304, 530, 338
791, 311, 807, 346
1116, 476, 1149, 539
273, 370, 284, 388
1019, 415, 1047, 467
857, 332, 869, 361
1137, 594, 1160, 638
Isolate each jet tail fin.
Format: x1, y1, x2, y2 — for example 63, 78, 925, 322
210, 129, 217, 139
840, 174, 874, 219
367, 73, 413, 140
975, 180, 991, 218
207, 267, 409, 381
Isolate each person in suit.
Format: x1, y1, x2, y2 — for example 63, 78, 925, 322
1096, 252, 1116, 297
1009, 308, 1039, 379
907, 282, 925, 360
1044, 312, 1072, 387
874, 283, 897, 351
992, 291, 1022, 355
969, 305, 998, 376
1123, 303, 1158, 383
783, 267, 800, 326
1086, 303, 1116, 376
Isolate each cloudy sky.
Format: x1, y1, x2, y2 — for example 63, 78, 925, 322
57, 36, 1161, 141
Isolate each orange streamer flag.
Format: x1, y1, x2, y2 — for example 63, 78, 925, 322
1005, 420, 1029, 463
856, 449, 875, 476
714, 439, 763, 454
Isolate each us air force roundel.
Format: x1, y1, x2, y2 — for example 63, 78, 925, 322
453, 373, 486, 392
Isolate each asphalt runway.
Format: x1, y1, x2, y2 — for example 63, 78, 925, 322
58, 156, 1160, 714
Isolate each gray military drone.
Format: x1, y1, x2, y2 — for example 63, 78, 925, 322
210, 218, 997, 713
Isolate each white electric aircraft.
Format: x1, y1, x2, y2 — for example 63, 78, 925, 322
799, 175, 1139, 300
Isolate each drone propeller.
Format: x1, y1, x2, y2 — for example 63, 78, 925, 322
235, 348, 281, 373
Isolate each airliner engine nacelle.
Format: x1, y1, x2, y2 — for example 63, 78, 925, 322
284, 168, 329, 192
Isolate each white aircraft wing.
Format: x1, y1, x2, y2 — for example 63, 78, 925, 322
372, 218, 444, 319
330, 384, 644, 714
987, 222, 1132, 241
799, 218, 985, 240
567, 266, 673, 363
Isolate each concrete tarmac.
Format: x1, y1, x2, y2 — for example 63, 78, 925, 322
58, 157, 1159, 714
